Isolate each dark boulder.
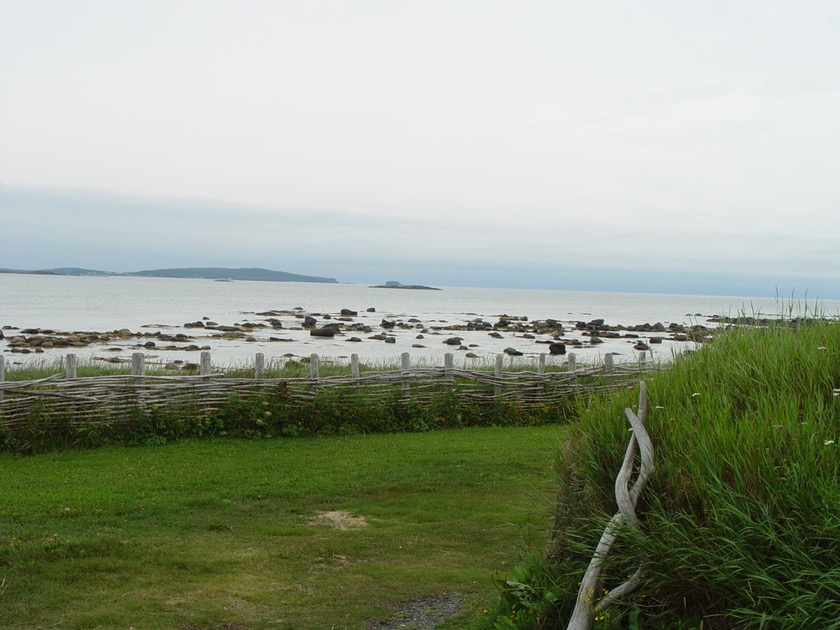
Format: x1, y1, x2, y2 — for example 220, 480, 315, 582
504, 347, 523, 356
303, 316, 317, 328
341, 309, 357, 316
548, 342, 566, 355
381, 319, 395, 329
310, 327, 336, 337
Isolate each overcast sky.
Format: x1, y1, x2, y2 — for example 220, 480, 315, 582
1, 1, 839, 298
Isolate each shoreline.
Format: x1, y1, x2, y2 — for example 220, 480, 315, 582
2, 306, 715, 369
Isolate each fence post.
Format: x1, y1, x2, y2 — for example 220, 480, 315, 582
444, 352, 454, 386
66, 353, 78, 379
350, 353, 360, 380
638, 350, 646, 368
568, 352, 577, 384
200, 351, 212, 377
0, 355, 5, 402
255, 353, 265, 379
604, 352, 614, 372
538, 353, 546, 374
131, 352, 145, 384
309, 353, 320, 381
494, 353, 504, 398
401, 352, 411, 397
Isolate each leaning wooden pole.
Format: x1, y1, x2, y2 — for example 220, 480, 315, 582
567, 381, 654, 630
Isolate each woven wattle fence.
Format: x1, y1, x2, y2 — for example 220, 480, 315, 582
0, 351, 654, 432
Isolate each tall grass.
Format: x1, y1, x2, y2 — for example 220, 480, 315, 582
490, 318, 840, 628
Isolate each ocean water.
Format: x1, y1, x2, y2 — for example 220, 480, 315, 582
1, 273, 836, 369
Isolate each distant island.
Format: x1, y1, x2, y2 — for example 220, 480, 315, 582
370, 280, 441, 291
0, 266, 338, 284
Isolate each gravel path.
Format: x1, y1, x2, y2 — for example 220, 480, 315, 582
367, 592, 465, 629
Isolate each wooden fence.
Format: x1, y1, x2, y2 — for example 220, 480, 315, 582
0, 351, 655, 432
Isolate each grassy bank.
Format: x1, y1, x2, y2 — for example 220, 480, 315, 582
489, 319, 840, 628
1, 426, 564, 629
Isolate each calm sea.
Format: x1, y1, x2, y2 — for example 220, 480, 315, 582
2, 273, 837, 369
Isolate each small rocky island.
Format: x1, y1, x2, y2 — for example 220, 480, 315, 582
370, 280, 441, 290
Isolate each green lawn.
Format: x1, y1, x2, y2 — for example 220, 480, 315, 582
1, 426, 565, 629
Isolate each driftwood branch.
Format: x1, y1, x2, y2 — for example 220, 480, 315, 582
567, 381, 654, 630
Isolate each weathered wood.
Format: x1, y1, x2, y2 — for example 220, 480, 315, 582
0, 355, 4, 401
494, 354, 504, 397
200, 351, 212, 377
401, 352, 411, 396
350, 354, 360, 380
444, 353, 454, 385
131, 353, 144, 384
255, 353, 265, 379
0, 353, 657, 433
66, 353, 78, 380
567, 382, 653, 630
538, 353, 546, 374
604, 353, 614, 372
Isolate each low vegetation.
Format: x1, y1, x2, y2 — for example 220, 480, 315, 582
487, 318, 840, 628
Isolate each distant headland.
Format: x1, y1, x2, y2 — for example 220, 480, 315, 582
0, 266, 338, 284
370, 280, 441, 291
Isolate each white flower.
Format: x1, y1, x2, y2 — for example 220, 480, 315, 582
691, 392, 701, 397
825, 440, 835, 446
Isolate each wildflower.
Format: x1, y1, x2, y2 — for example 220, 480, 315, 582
818, 346, 827, 350
825, 440, 835, 446
654, 405, 665, 410
691, 392, 700, 397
